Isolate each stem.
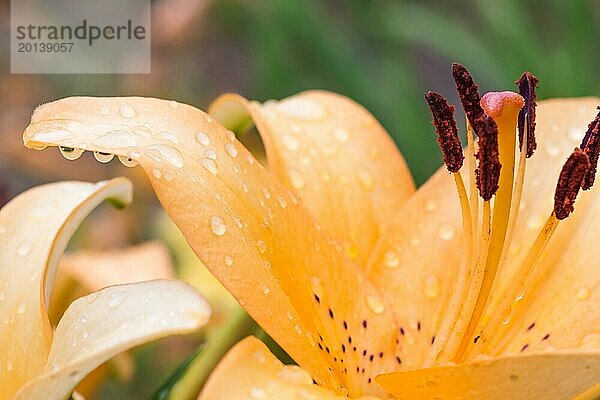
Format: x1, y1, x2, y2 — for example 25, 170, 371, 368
168, 307, 257, 400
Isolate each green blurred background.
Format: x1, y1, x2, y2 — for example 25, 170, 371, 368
1, 0, 599, 398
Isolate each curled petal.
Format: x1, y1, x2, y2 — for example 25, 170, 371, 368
0, 178, 131, 398
15, 280, 210, 400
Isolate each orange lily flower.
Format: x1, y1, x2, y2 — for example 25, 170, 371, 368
22, 64, 600, 399
0, 178, 210, 399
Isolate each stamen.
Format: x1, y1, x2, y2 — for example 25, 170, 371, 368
425, 91, 464, 172
580, 108, 600, 190
452, 63, 486, 136
554, 148, 591, 220
475, 116, 501, 201
515, 72, 539, 157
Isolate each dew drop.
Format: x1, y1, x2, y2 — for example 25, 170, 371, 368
60, 147, 85, 160
107, 293, 124, 308
32, 129, 74, 142
17, 242, 31, 256
568, 127, 583, 142
17, 302, 26, 314
294, 324, 303, 335
366, 295, 385, 314
93, 130, 137, 148
423, 275, 440, 299
225, 143, 238, 157
256, 240, 267, 254
209, 216, 227, 236
168, 100, 179, 109
282, 135, 299, 151
93, 152, 115, 163
576, 287, 590, 301
277, 195, 288, 208
196, 132, 210, 146
158, 131, 180, 144
224, 255, 234, 266
278, 98, 327, 121
200, 158, 218, 175
333, 127, 350, 143
204, 149, 217, 160
262, 285, 270, 295
118, 155, 138, 167
383, 251, 400, 268
437, 224, 455, 240
250, 387, 267, 399
146, 145, 184, 168
356, 170, 374, 190
119, 101, 137, 118
289, 170, 305, 188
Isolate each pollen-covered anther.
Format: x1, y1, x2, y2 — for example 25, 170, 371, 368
475, 116, 501, 201
425, 91, 464, 172
452, 63, 485, 135
515, 72, 539, 157
553, 148, 591, 220
580, 107, 600, 190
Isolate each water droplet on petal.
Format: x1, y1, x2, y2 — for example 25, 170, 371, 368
224, 255, 234, 266
225, 143, 238, 157
356, 170, 374, 190
17, 242, 31, 256
438, 224, 455, 240
282, 135, 299, 151
278, 98, 327, 121
209, 216, 227, 236
196, 132, 210, 146
17, 303, 26, 314
333, 128, 350, 142
294, 324, 303, 335
200, 158, 218, 175
108, 293, 124, 308
423, 275, 440, 299
204, 149, 217, 160
118, 155, 138, 167
576, 287, 590, 301
146, 145, 184, 168
119, 101, 137, 118
94, 152, 115, 163
168, 100, 179, 109
256, 240, 267, 254
33, 129, 74, 142
60, 147, 85, 160
384, 251, 399, 268
366, 295, 385, 314
158, 131, 179, 144
262, 285, 270, 295
93, 130, 137, 148
289, 170, 305, 188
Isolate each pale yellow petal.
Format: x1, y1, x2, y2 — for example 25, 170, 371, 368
0, 178, 132, 399
23, 97, 401, 397
210, 91, 415, 266
59, 241, 174, 293
14, 280, 210, 400
199, 336, 381, 400
376, 351, 600, 400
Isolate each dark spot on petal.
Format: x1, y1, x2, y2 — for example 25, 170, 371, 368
527, 322, 536, 331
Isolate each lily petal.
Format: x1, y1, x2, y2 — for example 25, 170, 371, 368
366, 97, 600, 365
209, 91, 415, 266
376, 351, 600, 400
199, 336, 380, 400
15, 279, 210, 400
23, 97, 400, 396
58, 241, 174, 292
0, 178, 132, 399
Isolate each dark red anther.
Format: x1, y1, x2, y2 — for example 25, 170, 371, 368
451, 63, 486, 137
425, 91, 464, 173
580, 108, 600, 190
475, 116, 501, 200
554, 148, 590, 220
515, 72, 539, 158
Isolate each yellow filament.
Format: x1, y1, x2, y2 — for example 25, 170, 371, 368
425, 172, 473, 365
470, 214, 559, 356
466, 119, 479, 242
448, 200, 491, 361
